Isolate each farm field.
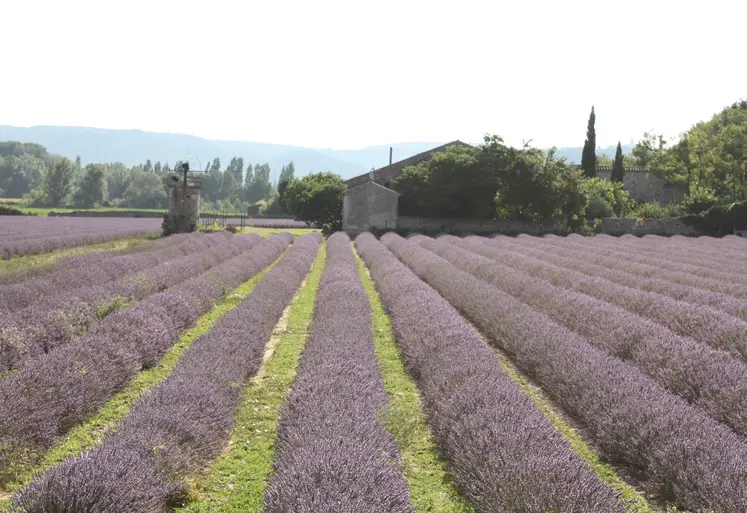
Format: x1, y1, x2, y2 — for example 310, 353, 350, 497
1, 222, 746, 512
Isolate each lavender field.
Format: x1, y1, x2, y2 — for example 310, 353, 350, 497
1, 229, 746, 513
0, 216, 161, 259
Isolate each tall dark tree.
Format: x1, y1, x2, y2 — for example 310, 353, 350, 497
611, 141, 625, 182
581, 106, 597, 177
279, 161, 295, 183
210, 158, 221, 172
154, 161, 162, 174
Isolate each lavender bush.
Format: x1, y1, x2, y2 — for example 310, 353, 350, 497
493, 235, 747, 319
419, 235, 747, 436
0, 233, 293, 486
13, 233, 321, 512
0, 233, 259, 371
382, 232, 747, 512
355, 234, 624, 513
0, 217, 161, 259
263, 232, 415, 513
452, 235, 747, 364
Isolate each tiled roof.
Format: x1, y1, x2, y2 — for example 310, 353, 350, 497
578, 165, 649, 172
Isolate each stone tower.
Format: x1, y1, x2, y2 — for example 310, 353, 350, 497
163, 163, 202, 235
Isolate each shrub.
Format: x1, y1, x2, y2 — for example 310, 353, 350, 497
586, 197, 614, 219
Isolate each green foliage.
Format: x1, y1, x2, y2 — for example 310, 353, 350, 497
279, 161, 295, 183
495, 147, 586, 225
631, 201, 684, 219
682, 200, 747, 235
650, 100, 747, 201
42, 157, 75, 207
72, 164, 107, 208
632, 131, 667, 167
581, 177, 633, 217
586, 198, 614, 219
283, 172, 345, 233
395, 145, 495, 218
682, 190, 719, 214
611, 141, 625, 182
581, 106, 597, 178
120, 170, 167, 209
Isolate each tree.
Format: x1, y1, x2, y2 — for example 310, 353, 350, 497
581, 106, 597, 177
154, 161, 162, 174
105, 163, 132, 202
611, 141, 625, 182
247, 163, 274, 203
394, 145, 496, 218
632, 131, 667, 167
226, 157, 244, 185
283, 172, 346, 233
495, 147, 586, 223
210, 158, 221, 172
43, 157, 75, 207
143, 159, 153, 173
73, 164, 107, 207
120, 170, 168, 208
279, 161, 295, 183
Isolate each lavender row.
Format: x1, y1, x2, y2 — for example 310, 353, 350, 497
421, 235, 747, 436
355, 234, 624, 512
13, 233, 321, 512
461, 235, 747, 364
0, 232, 198, 286
531, 235, 747, 296
0, 233, 259, 372
591, 233, 747, 265
548, 234, 747, 285
501, 235, 747, 319
382, 233, 747, 512
0, 233, 292, 485
0, 217, 162, 259
263, 233, 414, 513
0, 232, 232, 311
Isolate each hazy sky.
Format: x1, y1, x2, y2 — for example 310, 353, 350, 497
3, 0, 745, 150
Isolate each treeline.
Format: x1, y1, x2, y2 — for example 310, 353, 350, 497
0, 143, 294, 212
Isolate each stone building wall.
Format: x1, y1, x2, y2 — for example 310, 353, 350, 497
595, 169, 686, 205
342, 182, 399, 235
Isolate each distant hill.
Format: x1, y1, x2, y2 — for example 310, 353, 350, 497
0, 125, 634, 177
0, 126, 450, 180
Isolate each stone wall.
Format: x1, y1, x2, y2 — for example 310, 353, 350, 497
343, 182, 399, 235
601, 217, 700, 236
596, 169, 686, 205
397, 216, 567, 235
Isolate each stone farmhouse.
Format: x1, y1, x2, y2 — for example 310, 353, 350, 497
342, 142, 687, 235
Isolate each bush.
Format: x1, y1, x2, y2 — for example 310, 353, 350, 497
682, 191, 719, 215
0, 205, 28, 216
586, 198, 614, 219
682, 200, 747, 235
631, 201, 684, 219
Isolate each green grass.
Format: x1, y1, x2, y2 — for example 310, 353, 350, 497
355, 249, 475, 513
238, 226, 319, 239
0, 235, 156, 279
489, 346, 661, 513
0, 253, 285, 507
177, 244, 324, 513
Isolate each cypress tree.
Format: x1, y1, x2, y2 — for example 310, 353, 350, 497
581, 106, 597, 177
611, 141, 625, 182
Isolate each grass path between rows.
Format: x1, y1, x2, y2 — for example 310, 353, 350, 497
355, 248, 475, 513
176, 243, 325, 513
488, 344, 661, 513
0, 235, 156, 279
0, 250, 287, 509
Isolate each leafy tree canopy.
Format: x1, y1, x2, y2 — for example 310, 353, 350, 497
283, 172, 346, 233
